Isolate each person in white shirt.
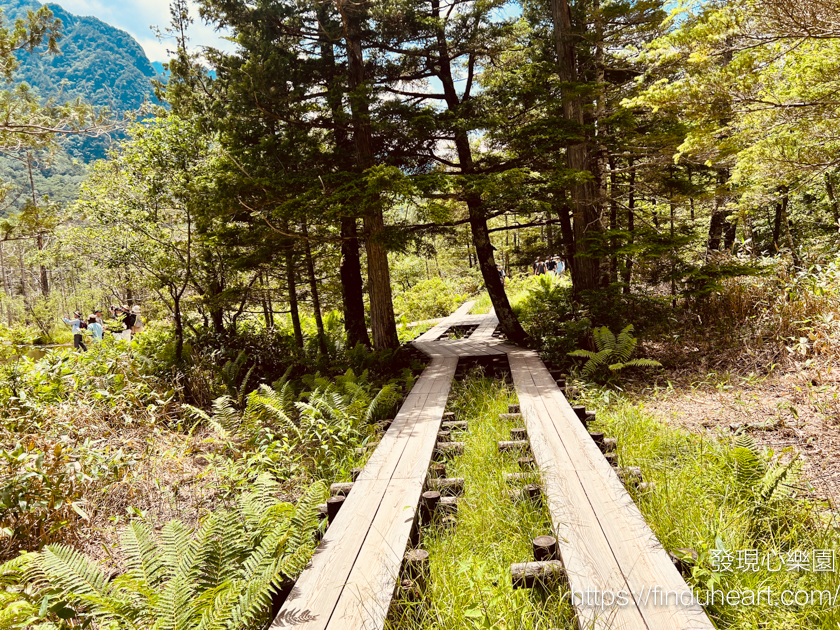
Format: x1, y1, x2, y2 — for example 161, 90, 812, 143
62, 311, 87, 352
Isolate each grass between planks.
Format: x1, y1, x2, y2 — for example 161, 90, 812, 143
387, 373, 577, 629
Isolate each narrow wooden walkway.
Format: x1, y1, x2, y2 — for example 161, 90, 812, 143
273, 304, 714, 630
507, 347, 713, 629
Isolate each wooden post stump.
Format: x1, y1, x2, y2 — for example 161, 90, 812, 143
351, 467, 363, 482
498, 440, 530, 453
605, 453, 618, 467
326, 496, 345, 524
434, 442, 465, 458
599, 437, 617, 453
508, 403, 520, 413
510, 427, 528, 440
499, 413, 522, 422
532, 535, 560, 561
518, 456, 535, 469
330, 482, 354, 496
442, 420, 468, 431
429, 463, 447, 478
437, 430, 451, 442
523, 484, 541, 501
427, 477, 465, 495
420, 490, 440, 525
572, 405, 586, 420
439, 496, 458, 514
511, 561, 565, 589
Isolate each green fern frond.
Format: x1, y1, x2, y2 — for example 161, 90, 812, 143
121, 521, 165, 588
593, 326, 616, 353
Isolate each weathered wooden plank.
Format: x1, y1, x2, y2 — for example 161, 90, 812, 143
509, 349, 714, 630
508, 351, 646, 630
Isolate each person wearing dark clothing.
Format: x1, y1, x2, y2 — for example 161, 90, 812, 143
63, 312, 88, 352
533, 259, 546, 275
545, 258, 557, 273
122, 310, 136, 331
497, 264, 507, 286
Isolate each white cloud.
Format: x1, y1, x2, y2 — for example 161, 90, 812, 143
50, 0, 234, 62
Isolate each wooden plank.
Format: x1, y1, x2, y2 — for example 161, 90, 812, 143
273, 356, 457, 630
329, 357, 457, 628
414, 301, 476, 342
508, 351, 647, 630
509, 349, 714, 630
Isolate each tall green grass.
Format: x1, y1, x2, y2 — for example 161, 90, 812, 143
387, 375, 576, 629
592, 402, 840, 629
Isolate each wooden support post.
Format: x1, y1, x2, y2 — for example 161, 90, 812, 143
439, 496, 458, 514
442, 411, 455, 420
330, 482, 355, 496
326, 496, 345, 524
317, 503, 328, 521
499, 413, 522, 422
518, 456, 536, 469
589, 431, 605, 446
437, 430, 452, 442
508, 403, 520, 413
511, 561, 565, 589
523, 484, 541, 501
605, 453, 618, 467
618, 466, 643, 486
429, 463, 447, 478
510, 427, 528, 440
498, 440, 530, 452
427, 477, 465, 495
532, 535, 560, 562
351, 467, 363, 482
669, 548, 698, 578
421, 490, 440, 525
504, 472, 534, 484
572, 405, 586, 420
404, 549, 430, 592
435, 442, 465, 458
599, 437, 617, 453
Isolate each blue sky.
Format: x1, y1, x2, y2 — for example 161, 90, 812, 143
53, 0, 234, 62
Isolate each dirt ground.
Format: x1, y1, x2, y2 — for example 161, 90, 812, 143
635, 355, 840, 506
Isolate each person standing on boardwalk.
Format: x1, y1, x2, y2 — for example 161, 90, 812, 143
497, 264, 507, 286
533, 258, 546, 275
545, 257, 556, 274
62, 312, 87, 352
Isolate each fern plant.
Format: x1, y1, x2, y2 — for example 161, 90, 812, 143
568, 325, 661, 382
731, 434, 801, 519
0, 475, 327, 630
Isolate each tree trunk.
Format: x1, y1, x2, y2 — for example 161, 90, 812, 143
622, 160, 635, 294
608, 156, 618, 284
825, 173, 839, 224
18, 244, 27, 300
550, 0, 604, 295
778, 186, 801, 267
340, 0, 399, 351
27, 155, 48, 297
302, 221, 328, 355
557, 197, 575, 277
707, 169, 730, 253
320, 12, 372, 349
431, 0, 528, 344
173, 293, 184, 363
285, 246, 304, 349
340, 217, 371, 348
772, 198, 783, 252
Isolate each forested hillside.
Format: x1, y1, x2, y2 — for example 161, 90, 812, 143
0, 0, 159, 212
3, 0, 840, 628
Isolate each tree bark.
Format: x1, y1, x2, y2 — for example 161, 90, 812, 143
340, 217, 371, 348
608, 156, 618, 284
302, 221, 328, 355
320, 10, 372, 349
550, 0, 604, 295
825, 172, 839, 224
622, 161, 635, 294
431, 0, 528, 344
285, 246, 304, 349
339, 0, 399, 351
27, 155, 48, 296
778, 186, 801, 267
707, 169, 731, 253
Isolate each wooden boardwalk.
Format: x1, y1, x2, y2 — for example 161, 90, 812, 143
272, 304, 714, 630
